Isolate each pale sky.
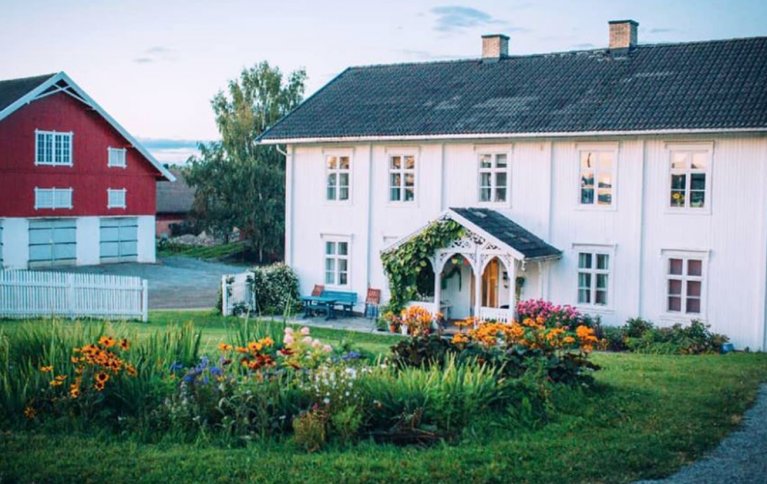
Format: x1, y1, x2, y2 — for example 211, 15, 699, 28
2, 0, 766, 162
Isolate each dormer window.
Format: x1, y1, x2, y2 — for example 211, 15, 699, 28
108, 147, 127, 168
35, 130, 73, 166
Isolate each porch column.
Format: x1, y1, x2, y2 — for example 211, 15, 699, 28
508, 259, 518, 320
474, 265, 482, 321
433, 265, 442, 319
537, 261, 544, 299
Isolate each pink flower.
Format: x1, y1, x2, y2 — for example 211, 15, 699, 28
300, 327, 311, 336
283, 334, 294, 345
311, 339, 322, 349
302, 336, 313, 344
285, 327, 294, 335
322, 344, 332, 353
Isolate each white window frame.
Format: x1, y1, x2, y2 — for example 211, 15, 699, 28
322, 235, 351, 289
34, 187, 73, 210
661, 249, 709, 319
107, 188, 127, 209
666, 143, 713, 214
35, 130, 73, 166
324, 153, 352, 203
108, 147, 127, 168
573, 244, 615, 311
577, 145, 618, 210
477, 150, 511, 205
387, 152, 417, 204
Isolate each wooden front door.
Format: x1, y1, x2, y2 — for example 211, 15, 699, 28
482, 259, 499, 307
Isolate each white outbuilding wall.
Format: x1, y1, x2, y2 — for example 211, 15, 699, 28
287, 134, 767, 350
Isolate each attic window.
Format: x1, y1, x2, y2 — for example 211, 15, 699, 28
35, 130, 73, 166
108, 147, 127, 168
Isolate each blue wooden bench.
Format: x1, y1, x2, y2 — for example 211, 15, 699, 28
322, 290, 357, 317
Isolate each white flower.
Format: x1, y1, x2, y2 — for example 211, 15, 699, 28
302, 336, 313, 344
323, 397, 330, 404
322, 344, 332, 353
312, 340, 322, 349
300, 326, 311, 335
285, 327, 294, 335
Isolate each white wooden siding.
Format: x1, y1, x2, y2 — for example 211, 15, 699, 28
0, 270, 148, 321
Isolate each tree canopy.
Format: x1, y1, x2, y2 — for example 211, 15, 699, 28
186, 62, 306, 261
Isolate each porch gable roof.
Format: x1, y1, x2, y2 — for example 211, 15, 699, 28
449, 208, 561, 260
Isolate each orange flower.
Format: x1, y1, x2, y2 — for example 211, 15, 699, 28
125, 364, 137, 377
98, 336, 116, 348
69, 383, 80, 398
94, 381, 105, 392
39, 365, 53, 373
119, 338, 130, 351
95, 372, 110, 384
218, 342, 233, 351
452, 333, 469, 345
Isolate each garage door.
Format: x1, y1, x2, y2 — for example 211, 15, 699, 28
100, 218, 138, 263
28, 219, 77, 267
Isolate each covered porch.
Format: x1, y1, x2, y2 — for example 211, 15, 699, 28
392, 208, 562, 323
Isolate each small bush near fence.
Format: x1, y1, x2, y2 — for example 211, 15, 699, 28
247, 263, 301, 315
596, 318, 729, 354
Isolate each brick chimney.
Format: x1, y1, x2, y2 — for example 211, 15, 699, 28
482, 34, 509, 61
609, 20, 638, 49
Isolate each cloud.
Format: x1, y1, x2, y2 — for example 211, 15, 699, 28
648, 27, 680, 34
133, 46, 177, 64
138, 138, 209, 165
430, 5, 505, 33
396, 49, 465, 61
571, 43, 595, 49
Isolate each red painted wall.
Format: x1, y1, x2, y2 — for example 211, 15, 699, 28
0, 92, 162, 217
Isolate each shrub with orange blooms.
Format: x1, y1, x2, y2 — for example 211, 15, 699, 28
218, 336, 276, 372
462, 319, 604, 355
400, 305, 438, 336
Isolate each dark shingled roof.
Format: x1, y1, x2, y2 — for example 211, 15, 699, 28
260, 37, 767, 141
451, 208, 561, 259
0, 73, 54, 112
156, 168, 195, 214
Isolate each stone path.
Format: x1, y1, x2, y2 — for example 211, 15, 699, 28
638, 384, 767, 483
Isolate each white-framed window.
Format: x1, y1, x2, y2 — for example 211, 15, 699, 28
668, 146, 711, 211
108, 147, 127, 168
107, 188, 127, 209
34, 187, 73, 210
579, 150, 616, 207
35, 130, 73, 166
323, 237, 350, 287
478, 152, 509, 203
389, 154, 416, 202
664, 252, 706, 315
576, 249, 611, 307
325, 155, 350, 201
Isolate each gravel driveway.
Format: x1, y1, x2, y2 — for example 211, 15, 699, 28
638, 384, 767, 484
61, 256, 248, 309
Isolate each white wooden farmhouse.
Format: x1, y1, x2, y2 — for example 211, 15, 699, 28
259, 20, 767, 350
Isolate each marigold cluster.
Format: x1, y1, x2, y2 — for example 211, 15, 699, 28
219, 336, 276, 371
400, 305, 437, 336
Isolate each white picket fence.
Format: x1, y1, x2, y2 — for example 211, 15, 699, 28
221, 272, 256, 316
0, 270, 148, 321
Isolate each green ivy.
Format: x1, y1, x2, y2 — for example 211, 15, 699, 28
381, 219, 464, 312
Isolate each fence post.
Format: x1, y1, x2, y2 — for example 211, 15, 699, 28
221, 275, 229, 316
142, 279, 149, 322
67, 273, 75, 319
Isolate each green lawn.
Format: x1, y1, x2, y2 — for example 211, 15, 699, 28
157, 241, 249, 261
1, 313, 766, 483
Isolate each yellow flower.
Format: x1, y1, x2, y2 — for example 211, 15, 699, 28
50, 379, 63, 387
99, 336, 116, 348
70, 356, 80, 364
218, 342, 233, 351
452, 333, 469, 345
247, 341, 262, 353
94, 381, 105, 392
95, 372, 110, 384
69, 383, 80, 398
125, 364, 137, 377
119, 338, 130, 351
24, 406, 36, 419
39, 365, 53, 373
260, 337, 274, 347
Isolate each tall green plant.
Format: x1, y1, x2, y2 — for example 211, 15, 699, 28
381, 219, 464, 311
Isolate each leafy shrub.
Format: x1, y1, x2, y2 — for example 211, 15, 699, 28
293, 406, 328, 452
618, 319, 728, 355
330, 405, 363, 444
248, 263, 301, 315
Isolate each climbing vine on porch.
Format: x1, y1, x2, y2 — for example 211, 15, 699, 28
381, 219, 465, 312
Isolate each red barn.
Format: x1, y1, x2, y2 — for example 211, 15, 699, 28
0, 72, 174, 269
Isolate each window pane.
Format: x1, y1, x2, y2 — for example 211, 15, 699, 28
670, 190, 686, 207
327, 156, 337, 170
390, 173, 401, 188
480, 173, 492, 187
671, 152, 688, 169
581, 188, 594, 205
597, 188, 612, 206
404, 173, 415, 187
390, 156, 401, 169
596, 254, 609, 270
339, 272, 348, 285
338, 242, 348, 256
668, 279, 682, 295
687, 280, 701, 297
596, 274, 608, 289
495, 188, 506, 202
495, 154, 507, 168
325, 272, 334, 284
479, 154, 492, 168
595, 290, 607, 305
578, 289, 590, 304
325, 242, 335, 255
671, 174, 686, 190
480, 188, 491, 202
495, 172, 507, 188
690, 190, 705, 208
339, 187, 349, 200
325, 258, 335, 272
578, 272, 591, 288
327, 173, 337, 188
404, 188, 415, 201
404, 156, 415, 170
668, 296, 682, 312
687, 259, 702, 276
339, 156, 350, 170
690, 173, 706, 190
581, 152, 594, 169
338, 173, 349, 187
390, 188, 401, 201
686, 297, 701, 314
669, 258, 683, 275
326, 187, 336, 200
691, 152, 707, 170
338, 258, 348, 270
578, 252, 592, 269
